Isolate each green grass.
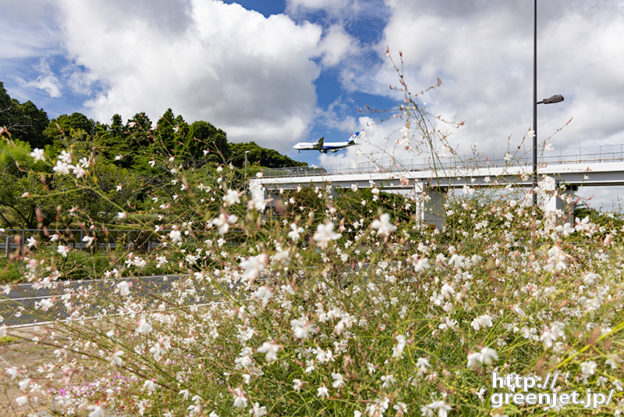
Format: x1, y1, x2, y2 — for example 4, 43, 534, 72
0, 335, 19, 346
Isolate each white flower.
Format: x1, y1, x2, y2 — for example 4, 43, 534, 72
16, 395, 27, 406
26, 237, 37, 248
117, 212, 127, 219
583, 272, 600, 285
293, 379, 303, 391
239, 254, 268, 282
57, 245, 69, 257
223, 189, 241, 206
212, 213, 237, 235
414, 258, 430, 272
117, 281, 130, 297
467, 347, 498, 367
114, 154, 123, 161
135, 318, 153, 335
291, 316, 317, 340
253, 286, 272, 307
233, 388, 247, 408
59, 150, 72, 164
392, 334, 407, 359
421, 399, 451, 417
545, 246, 567, 271
53, 160, 71, 175
471, 314, 494, 331
381, 374, 395, 388
331, 372, 345, 388
109, 350, 124, 367
480, 347, 498, 365
440, 283, 455, 299
143, 379, 156, 393
169, 230, 182, 243
317, 384, 329, 398
394, 402, 408, 415
257, 342, 280, 362
288, 223, 304, 241
371, 213, 397, 236
87, 405, 106, 417
540, 322, 565, 349
82, 236, 94, 247
250, 402, 267, 417
580, 361, 597, 378
72, 164, 86, 178
313, 221, 341, 249
272, 245, 290, 264
416, 357, 430, 375
249, 184, 268, 211
30, 148, 45, 162
6, 367, 18, 380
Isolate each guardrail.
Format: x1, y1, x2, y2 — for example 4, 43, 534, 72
1, 228, 165, 258
263, 144, 624, 179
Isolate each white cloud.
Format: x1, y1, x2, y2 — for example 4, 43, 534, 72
0, 0, 60, 59
361, 0, 624, 158
318, 24, 360, 67
320, 115, 411, 171
52, 0, 323, 150
19, 58, 62, 98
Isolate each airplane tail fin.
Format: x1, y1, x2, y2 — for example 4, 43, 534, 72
349, 131, 360, 144
316, 137, 324, 149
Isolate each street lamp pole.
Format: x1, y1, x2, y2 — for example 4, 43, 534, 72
243, 150, 249, 193
532, 0, 564, 207
532, 0, 538, 207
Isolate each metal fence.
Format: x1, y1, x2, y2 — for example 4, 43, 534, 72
1, 228, 165, 258
263, 144, 624, 179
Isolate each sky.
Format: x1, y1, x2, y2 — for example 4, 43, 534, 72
2, 0, 624, 209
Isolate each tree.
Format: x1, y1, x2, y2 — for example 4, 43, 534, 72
186, 120, 229, 164
0, 81, 50, 149
229, 141, 306, 168
43, 112, 94, 136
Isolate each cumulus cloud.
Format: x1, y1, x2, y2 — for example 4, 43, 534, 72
356, 0, 624, 158
319, 115, 424, 172
53, 0, 323, 150
318, 24, 360, 67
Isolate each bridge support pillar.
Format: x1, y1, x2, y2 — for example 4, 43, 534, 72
541, 178, 577, 223
414, 182, 447, 229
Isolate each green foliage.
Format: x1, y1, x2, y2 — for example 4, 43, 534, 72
43, 112, 95, 145
0, 81, 49, 148
0, 138, 50, 228
230, 141, 306, 168
0, 81, 305, 230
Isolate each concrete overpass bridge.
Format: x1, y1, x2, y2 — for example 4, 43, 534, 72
251, 145, 624, 227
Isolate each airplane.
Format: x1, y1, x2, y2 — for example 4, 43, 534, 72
293, 132, 360, 153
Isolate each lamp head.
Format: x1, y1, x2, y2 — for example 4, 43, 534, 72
538, 94, 564, 104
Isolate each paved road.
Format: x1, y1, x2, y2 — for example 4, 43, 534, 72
0, 262, 375, 328
0, 275, 185, 327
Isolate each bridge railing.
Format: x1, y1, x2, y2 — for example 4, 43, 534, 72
264, 144, 624, 179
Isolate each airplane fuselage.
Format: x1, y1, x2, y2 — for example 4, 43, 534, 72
293, 133, 359, 153
293, 141, 353, 151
